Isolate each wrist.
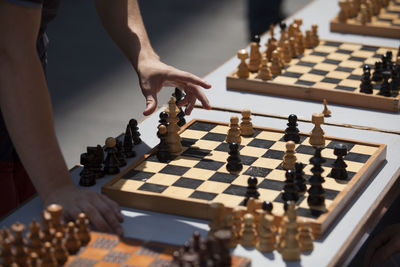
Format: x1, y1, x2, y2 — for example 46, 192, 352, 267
134, 50, 160, 73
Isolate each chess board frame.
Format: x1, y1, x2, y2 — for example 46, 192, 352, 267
330, 0, 400, 39
226, 39, 400, 112
102, 119, 386, 239
66, 232, 251, 266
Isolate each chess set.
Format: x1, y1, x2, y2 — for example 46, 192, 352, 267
226, 20, 400, 112
101, 98, 387, 239
0, 204, 251, 266
330, 0, 400, 39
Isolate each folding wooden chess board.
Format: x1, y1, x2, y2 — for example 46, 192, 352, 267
65, 232, 251, 266
226, 40, 399, 112
330, 0, 400, 39
102, 119, 386, 239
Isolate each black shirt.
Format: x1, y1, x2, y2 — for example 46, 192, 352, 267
0, 0, 60, 161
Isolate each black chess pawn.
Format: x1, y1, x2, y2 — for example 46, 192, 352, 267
378, 71, 392, 97
283, 114, 300, 144
156, 125, 170, 163
294, 162, 307, 194
307, 147, 326, 208
86, 145, 104, 178
381, 54, 389, 71
244, 176, 260, 205
329, 143, 348, 180
103, 137, 120, 174
282, 169, 299, 202
280, 21, 287, 32
79, 153, 96, 187
390, 63, 400, 92
251, 34, 261, 45
262, 201, 273, 213
115, 140, 127, 167
123, 124, 136, 158
226, 143, 243, 174
173, 88, 186, 127
386, 50, 393, 65
360, 65, 373, 94
158, 111, 169, 129
372, 61, 383, 82
129, 119, 142, 145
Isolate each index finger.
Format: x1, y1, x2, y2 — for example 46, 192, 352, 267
167, 70, 211, 89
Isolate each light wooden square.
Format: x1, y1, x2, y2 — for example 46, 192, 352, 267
204, 150, 228, 162
256, 131, 283, 141
135, 161, 166, 173
210, 125, 229, 134
350, 144, 378, 155
322, 147, 336, 159
338, 79, 359, 88
339, 60, 363, 69
183, 168, 216, 180
313, 63, 337, 71
301, 55, 326, 63
299, 73, 325, 82
196, 181, 230, 194
252, 157, 281, 169
231, 175, 252, 186
315, 45, 338, 53
285, 65, 313, 73
327, 53, 350, 61
325, 178, 347, 192
327, 71, 351, 80
296, 153, 313, 164
269, 141, 287, 151
162, 186, 194, 198
346, 161, 364, 173
351, 68, 363, 75
194, 139, 221, 150
240, 146, 267, 157
146, 173, 180, 186
265, 169, 286, 181
351, 50, 375, 58
180, 129, 207, 139
112, 179, 144, 191
339, 43, 362, 51
258, 188, 281, 202
241, 137, 253, 146
316, 82, 338, 89
173, 156, 202, 168
213, 194, 243, 207
273, 76, 298, 85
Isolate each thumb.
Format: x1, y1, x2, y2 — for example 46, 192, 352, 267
143, 92, 158, 116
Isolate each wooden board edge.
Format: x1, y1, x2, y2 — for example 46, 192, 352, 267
226, 75, 400, 112
330, 18, 400, 39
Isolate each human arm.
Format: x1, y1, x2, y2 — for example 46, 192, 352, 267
0, 0, 123, 234
94, 0, 211, 116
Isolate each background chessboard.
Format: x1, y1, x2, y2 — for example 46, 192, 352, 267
66, 232, 251, 267
226, 40, 399, 112
330, 0, 400, 39
102, 119, 386, 239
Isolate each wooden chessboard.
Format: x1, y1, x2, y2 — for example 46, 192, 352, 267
226, 40, 399, 112
65, 232, 251, 266
330, 0, 400, 39
102, 119, 386, 239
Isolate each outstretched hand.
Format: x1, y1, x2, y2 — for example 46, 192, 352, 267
364, 223, 400, 267
137, 58, 212, 116
43, 184, 124, 236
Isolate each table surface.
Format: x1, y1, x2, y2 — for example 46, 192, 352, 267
1, 0, 400, 266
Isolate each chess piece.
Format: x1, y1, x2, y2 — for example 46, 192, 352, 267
54, 232, 69, 265
116, 140, 127, 167
322, 99, 331, 117
240, 213, 257, 247
123, 124, 136, 158
257, 213, 275, 252
282, 170, 299, 202
157, 125, 170, 163
358, 4, 368, 24
304, 30, 313, 49
27, 220, 43, 256
236, 49, 250, 78
271, 50, 282, 76
338, 0, 350, 22
249, 42, 262, 72
283, 114, 300, 144
276, 47, 285, 68
208, 203, 226, 237
298, 220, 314, 252
360, 65, 374, 94
390, 63, 400, 92
244, 176, 260, 205
256, 57, 272, 81
42, 242, 58, 267
232, 208, 243, 247
166, 97, 183, 155
282, 141, 297, 171
79, 152, 96, 187
76, 213, 91, 246
281, 202, 301, 261
309, 113, 325, 148
226, 116, 241, 144
11, 222, 28, 267
86, 145, 104, 179
378, 71, 392, 97
329, 143, 348, 180
173, 88, 186, 127
226, 142, 243, 174
129, 119, 142, 145
240, 109, 254, 136
372, 61, 384, 82
65, 222, 81, 254
283, 40, 292, 63
251, 34, 261, 46
1, 227, 14, 244
262, 201, 274, 214
41, 210, 55, 242
103, 137, 120, 174
1, 238, 13, 267
266, 40, 277, 62
158, 111, 169, 129
289, 37, 298, 58
279, 21, 287, 48
296, 31, 305, 55
311, 24, 319, 47
307, 148, 326, 209
294, 162, 307, 194
214, 230, 232, 266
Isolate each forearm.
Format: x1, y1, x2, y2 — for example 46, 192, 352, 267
94, 0, 159, 71
0, 49, 73, 201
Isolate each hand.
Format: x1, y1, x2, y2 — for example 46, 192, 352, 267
43, 184, 124, 236
364, 223, 400, 267
137, 57, 212, 116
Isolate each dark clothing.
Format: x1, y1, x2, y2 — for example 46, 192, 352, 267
0, 0, 60, 217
